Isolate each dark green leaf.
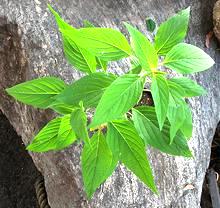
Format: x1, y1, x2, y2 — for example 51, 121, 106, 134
90, 74, 144, 128
154, 7, 190, 55
56, 73, 116, 109
170, 77, 207, 97
6, 77, 65, 108
27, 115, 76, 152
164, 43, 215, 74
151, 74, 169, 130
146, 18, 156, 32
81, 132, 115, 198
110, 120, 157, 193
134, 106, 192, 157
124, 23, 158, 72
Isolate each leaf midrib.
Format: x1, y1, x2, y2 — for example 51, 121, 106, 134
102, 77, 141, 111
164, 57, 209, 65
64, 30, 131, 56
111, 122, 148, 180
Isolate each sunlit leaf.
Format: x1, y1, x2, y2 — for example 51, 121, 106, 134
6, 77, 65, 108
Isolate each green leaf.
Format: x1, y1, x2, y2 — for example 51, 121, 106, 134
96, 57, 108, 71
6, 77, 65, 108
128, 56, 142, 74
134, 106, 192, 157
151, 74, 169, 130
164, 43, 215, 74
48, 4, 75, 30
49, 100, 75, 114
70, 103, 90, 144
180, 103, 193, 139
90, 74, 144, 128
106, 123, 121, 159
168, 80, 186, 102
110, 120, 157, 193
167, 80, 187, 142
81, 131, 115, 198
154, 7, 190, 55
56, 73, 116, 108
170, 77, 207, 97
61, 27, 131, 61
63, 37, 97, 73
82, 19, 108, 71
146, 18, 156, 32
27, 115, 76, 152
124, 23, 158, 72
167, 103, 186, 144
48, 5, 97, 74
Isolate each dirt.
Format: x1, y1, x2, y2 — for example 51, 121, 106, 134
0, 110, 41, 208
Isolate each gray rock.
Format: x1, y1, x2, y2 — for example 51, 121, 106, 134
0, 0, 219, 207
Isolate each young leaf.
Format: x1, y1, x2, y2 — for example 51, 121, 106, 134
55, 73, 116, 108
27, 115, 76, 152
134, 106, 192, 157
146, 18, 156, 32
6, 77, 65, 108
170, 77, 207, 97
124, 23, 158, 72
151, 74, 169, 130
61, 27, 132, 61
70, 103, 90, 145
110, 120, 157, 193
81, 131, 115, 198
90, 74, 144, 128
154, 7, 190, 55
164, 43, 215, 74
48, 5, 97, 73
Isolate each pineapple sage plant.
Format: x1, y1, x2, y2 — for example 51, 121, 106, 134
6, 5, 215, 198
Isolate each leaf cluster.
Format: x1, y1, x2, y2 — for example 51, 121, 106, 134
6, 5, 214, 198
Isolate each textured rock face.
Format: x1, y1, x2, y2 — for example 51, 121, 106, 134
213, 0, 220, 42
0, 0, 219, 207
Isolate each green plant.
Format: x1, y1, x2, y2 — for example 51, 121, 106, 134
6, 5, 214, 198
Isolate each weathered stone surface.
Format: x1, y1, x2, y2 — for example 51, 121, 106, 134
213, 0, 220, 42
0, 0, 219, 207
